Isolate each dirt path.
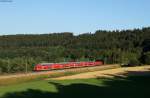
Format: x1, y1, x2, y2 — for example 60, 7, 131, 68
52, 65, 150, 80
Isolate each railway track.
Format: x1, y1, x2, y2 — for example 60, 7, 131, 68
0, 64, 120, 80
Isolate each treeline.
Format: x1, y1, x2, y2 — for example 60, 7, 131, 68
0, 27, 150, 73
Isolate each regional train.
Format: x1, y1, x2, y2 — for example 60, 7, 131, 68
34, 60, 104, 71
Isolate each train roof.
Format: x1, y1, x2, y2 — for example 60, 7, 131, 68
40, 63, 54, 65
39, 62, 69, 65
39, 61, 100, 65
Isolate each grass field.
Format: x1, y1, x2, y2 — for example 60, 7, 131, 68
0, 75, 150, 98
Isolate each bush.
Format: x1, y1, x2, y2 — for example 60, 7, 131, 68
141, 52, 150, 65
129, 59, 141, 66
0, 59, 8, 73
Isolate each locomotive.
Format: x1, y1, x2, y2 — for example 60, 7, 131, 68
34, 60, 104, 71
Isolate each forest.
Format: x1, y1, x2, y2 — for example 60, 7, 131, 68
0, 27, 150, 73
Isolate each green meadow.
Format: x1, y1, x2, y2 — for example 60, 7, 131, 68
0, 75, 150, 98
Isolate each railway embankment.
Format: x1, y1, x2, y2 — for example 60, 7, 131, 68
0, 64, 119, 86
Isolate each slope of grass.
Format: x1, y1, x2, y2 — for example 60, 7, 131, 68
0, 65, 119, 86
0, 75, 150, 98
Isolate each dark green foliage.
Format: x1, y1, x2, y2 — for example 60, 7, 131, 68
0, 27, 150, 73
128, 58, 141, 66
141, 52, 150, 65
0, 58, 40, 73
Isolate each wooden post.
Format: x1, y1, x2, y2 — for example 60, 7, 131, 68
7, 59, 10, 73
25, 58, 28, 73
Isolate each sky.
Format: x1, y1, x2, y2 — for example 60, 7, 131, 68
0, 0, 150, 35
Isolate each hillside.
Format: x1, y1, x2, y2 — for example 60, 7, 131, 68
0, 27, 150, 73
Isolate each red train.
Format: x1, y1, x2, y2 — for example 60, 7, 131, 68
34, 60, 104, 71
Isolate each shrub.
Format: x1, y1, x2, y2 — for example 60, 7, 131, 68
141, 52, 150, 65
129, 59, 141, 66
